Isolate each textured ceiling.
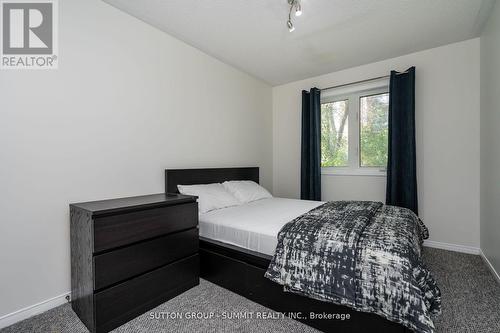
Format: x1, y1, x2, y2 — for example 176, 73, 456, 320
103, 0, 494, 85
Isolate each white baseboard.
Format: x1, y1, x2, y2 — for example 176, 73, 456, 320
480, 250, 500, 284
423, 241, 499, 283
423, 240, 481, 255
0, 292, 70, 329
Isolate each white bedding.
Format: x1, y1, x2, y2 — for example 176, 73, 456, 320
199, 197, 324, 256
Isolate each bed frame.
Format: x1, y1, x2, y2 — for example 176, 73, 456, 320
165, 167, 409, 333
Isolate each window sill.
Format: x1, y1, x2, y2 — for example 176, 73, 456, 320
321, 168, 387, 177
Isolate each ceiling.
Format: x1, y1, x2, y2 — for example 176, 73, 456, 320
103, 0, 494, 85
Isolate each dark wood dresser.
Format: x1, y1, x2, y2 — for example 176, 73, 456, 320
70, 193, 199, 333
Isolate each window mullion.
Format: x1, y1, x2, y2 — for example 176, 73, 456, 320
347, 94, 358, 171
352, 94, 360, 171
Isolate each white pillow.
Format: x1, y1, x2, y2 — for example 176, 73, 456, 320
177, 183, 240, 214
222, 181, 272, 204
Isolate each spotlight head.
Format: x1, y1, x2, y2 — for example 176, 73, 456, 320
295, 4, 302, 16
287, 20, 295, 32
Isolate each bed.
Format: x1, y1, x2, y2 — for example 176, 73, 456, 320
165, 167, 438, 333
200, 197, 323, 255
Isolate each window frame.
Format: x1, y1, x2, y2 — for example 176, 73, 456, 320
321, 84, 389, 177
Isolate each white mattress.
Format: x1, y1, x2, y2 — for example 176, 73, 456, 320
199, 197, 324, 256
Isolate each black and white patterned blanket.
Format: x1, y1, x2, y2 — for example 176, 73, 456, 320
265, 201, 441, 333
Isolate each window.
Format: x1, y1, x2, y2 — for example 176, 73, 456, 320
321, 85, 389, 175
359, 93, 389, 167
321, 100, 349, 167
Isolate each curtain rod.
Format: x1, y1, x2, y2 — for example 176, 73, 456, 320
319, 70, 409, 92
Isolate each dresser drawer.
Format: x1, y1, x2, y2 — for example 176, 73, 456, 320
94, 254, 199, 333
93, 202, 198, 252
94, 228, 198, 290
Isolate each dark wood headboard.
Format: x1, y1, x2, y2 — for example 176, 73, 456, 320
165, 167, 259, 193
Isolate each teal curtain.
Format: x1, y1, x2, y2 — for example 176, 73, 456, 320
301, 88, 321, 201
386, 67, 418, 214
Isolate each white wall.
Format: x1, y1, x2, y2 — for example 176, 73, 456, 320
273, 39, 480, 249
480, 1, 500, 276
0, 0, 272, 320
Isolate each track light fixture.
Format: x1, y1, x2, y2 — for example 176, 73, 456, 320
287, 0, 302, 32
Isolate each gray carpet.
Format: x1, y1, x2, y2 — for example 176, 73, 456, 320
2, 247, 499, 333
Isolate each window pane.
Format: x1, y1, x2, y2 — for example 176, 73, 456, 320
360, 93, 389, 167
321, 100, 349, 167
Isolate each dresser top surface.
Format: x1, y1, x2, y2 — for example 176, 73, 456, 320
70, 193, 197, 216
